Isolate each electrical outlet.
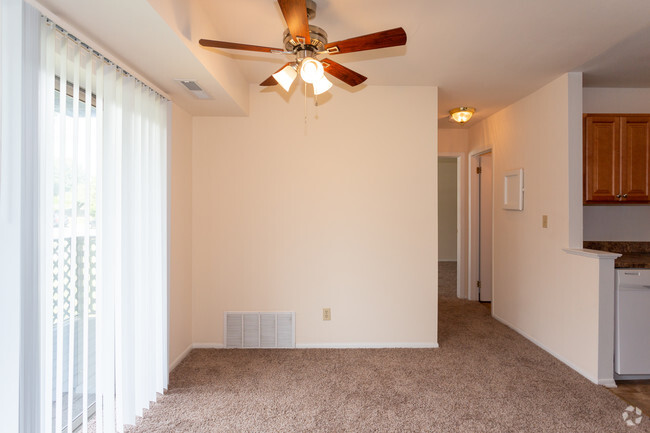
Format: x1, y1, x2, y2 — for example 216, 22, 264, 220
542, 215, 548, 228
322, 308, 331, 321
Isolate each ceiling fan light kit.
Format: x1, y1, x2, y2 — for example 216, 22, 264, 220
313, 75, 333, 95
198, 0, 407, 98
449, 107, 475, 124
299, 57, 324, 84
272, 64, 298, 91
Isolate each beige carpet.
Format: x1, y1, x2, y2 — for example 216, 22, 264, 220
123, 262, 649, 432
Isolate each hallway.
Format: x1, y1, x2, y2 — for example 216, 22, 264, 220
438, 261, 649, 429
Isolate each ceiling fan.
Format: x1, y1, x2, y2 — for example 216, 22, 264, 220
199, 0, 407, 96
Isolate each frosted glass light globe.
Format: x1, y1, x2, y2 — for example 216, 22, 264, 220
449, 107, 475, 124
300, 58, 324, 84
272, 64, 297, 92
313, 75, 332, 95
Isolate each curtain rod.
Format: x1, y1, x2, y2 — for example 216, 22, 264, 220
44, 16, 168, 102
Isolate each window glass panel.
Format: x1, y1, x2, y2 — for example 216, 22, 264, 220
51, 78, 97, 432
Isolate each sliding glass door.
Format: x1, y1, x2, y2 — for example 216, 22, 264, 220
40, 17, 169, 433
48, 49, 98, 432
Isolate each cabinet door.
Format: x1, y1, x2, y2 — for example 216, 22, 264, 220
584, 116, 620, 203
621, 116, 650, 202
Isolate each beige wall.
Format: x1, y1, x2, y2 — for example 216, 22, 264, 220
169, 102, 193, 367
192, 85, 439, 347
582, 87, 650, 242
439, 129, 469, 154
438, 158, 457, 261
468, 73, 608, 382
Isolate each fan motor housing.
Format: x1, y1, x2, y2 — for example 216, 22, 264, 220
283, 25, 328, 52
306, 0, 317, 20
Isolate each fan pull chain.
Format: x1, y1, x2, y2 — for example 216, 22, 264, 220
304, 82, 308, 131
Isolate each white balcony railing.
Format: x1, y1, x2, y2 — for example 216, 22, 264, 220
51, 235, 97, 431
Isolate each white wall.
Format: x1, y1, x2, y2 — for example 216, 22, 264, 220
582, 87, 650, 242
468, 73, 609, 382
438, 158, 457, 261
192, 85, 439, 347
169, 103, 193, 368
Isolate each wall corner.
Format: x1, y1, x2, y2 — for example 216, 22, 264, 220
567, 72, 583, 248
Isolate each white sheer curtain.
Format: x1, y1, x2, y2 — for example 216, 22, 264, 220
39, 18, 169, 433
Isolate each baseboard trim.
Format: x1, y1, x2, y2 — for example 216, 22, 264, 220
192, 343, 226, 349
174, 342, 438, 361
492, 314, 600, 385
170, 343, 225, 371
599, 378, 617, 388
295, 342, 439, 349
169, 343, 193, 372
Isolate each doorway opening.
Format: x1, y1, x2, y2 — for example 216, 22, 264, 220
469, 150, 492, 303
437, 153, 467, 299
438, 156, 458, 298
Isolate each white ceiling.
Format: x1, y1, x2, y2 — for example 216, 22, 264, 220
30, 0, 650, 127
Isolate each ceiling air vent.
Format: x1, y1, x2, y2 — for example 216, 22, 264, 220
175, 79, 211, 100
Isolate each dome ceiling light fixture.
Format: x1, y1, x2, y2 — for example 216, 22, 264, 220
449, 107, 476, 124
199, 0, 407, 97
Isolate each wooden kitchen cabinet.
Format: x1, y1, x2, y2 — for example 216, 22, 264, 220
621, 116, 650, 202
584, 114, 650, 204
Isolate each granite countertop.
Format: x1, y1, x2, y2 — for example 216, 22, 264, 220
583, 241, 650, 269
613, 253, 650, 269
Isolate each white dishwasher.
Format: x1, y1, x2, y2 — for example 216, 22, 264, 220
616, 269, 650, 375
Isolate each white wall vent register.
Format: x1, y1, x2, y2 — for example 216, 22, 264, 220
224, 312, 295, 348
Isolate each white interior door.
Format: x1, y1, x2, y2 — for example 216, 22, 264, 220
479, 153, 493, 302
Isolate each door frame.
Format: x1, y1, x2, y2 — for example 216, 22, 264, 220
438, 152, 467, 299
468, 148, 492, 301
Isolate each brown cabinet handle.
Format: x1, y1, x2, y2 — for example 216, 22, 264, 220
623, 194, 628, 198
616, 194, 622, 199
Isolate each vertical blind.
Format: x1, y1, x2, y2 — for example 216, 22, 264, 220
39, 18, 169, 433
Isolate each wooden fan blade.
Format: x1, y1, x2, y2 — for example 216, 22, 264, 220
324, 27, 406, 55
199, 39, 282, 53
321, 59, 367, 87
259, 62, 294, 86
260, 76, 278, 86
278, 0, 311, 45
